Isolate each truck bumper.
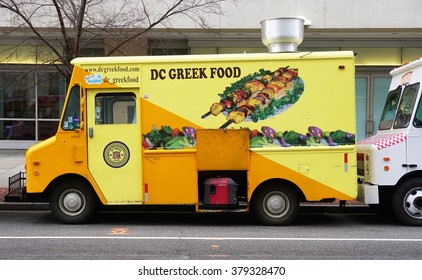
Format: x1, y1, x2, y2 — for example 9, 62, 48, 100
357, 182, 379, 204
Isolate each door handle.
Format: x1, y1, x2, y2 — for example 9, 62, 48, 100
402, 164, 417, 168
88, 127, 94, 138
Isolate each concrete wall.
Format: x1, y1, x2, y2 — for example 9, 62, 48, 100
1, 0, 421, 30
175, 0, 422, 30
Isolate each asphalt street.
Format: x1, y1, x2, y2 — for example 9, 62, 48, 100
1, 209, 421, 260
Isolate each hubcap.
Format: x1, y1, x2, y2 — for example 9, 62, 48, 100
59, 190, 85, 216
404, 187, 422, 219
264, 191, 289, 218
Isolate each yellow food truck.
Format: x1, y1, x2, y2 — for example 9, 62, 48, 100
7, 18, 362, 225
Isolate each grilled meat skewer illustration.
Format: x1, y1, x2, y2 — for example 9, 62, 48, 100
220, 104, 255, 128
202, 66, 302, 127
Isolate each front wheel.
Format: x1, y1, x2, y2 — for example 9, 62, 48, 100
253, 185, 299, 226
50, 180, 96, 224
392, 179, 422, 226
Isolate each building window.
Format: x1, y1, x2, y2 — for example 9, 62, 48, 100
149, 40, 188, 55
0, 67, 66, 142
38, 72, 66, 139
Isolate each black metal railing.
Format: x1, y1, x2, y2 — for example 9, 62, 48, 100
6, 172, 26, 201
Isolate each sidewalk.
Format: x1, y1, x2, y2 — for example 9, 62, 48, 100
0, 149, 50, 210
0, 149, 26, 202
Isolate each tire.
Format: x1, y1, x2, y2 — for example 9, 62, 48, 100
50, 180, 96, 224
253, 184, 299, 226
392, 179, 422, 226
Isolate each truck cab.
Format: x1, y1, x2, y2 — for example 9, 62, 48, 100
358, 58, 422, 225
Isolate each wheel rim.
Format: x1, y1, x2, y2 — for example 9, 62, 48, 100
263, 191, 289, 219
403, 187, 422, 219
59, 189, 86, 217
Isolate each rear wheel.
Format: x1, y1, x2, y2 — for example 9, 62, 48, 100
253, 184, 299, 226
50, 180, 96, 224
392, 179, 422, 226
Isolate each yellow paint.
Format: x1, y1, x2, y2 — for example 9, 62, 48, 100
143, 149, 197, 204
86, 88, 143, 204
248, 147, 357, 201
25, 131, 106, 204
196, 129, 249, 171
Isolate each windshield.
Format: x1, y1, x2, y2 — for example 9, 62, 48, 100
378, 86, 402, 130
378, 83, 420, 130
61, 85, 80, 130
393, 83, 419, 128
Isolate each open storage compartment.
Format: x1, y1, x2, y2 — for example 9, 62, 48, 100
198, 170, 247, 209
196, 129, 249, 210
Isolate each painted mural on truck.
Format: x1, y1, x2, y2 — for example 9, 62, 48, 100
141, 66, 355, 150
142, 124, 355, 150
201, 66, 303, 128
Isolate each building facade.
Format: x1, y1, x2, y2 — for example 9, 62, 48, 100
1, 0, 422, 148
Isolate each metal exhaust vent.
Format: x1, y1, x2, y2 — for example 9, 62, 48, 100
261, 17, 305, 53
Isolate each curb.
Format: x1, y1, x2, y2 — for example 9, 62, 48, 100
0, 202, 49, 211
0, 201, 370, 213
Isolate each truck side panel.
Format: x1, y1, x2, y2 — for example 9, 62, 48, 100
143, 149, 197, 204
26, 52, 357, 207
138, 53, 357, 203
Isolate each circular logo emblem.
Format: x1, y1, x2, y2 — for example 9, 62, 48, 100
103, 141, 130, 168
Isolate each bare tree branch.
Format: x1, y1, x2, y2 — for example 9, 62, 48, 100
51, 0, 72, 60
0, 0, 237, 82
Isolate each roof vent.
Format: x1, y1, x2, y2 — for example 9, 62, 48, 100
261, 17, 305, 53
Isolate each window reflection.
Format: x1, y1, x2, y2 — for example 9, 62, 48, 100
378, 86, 402, 130
0, 69, 66, 141
0, 72, 35, 119
38, 121, 59, 140
62, 86, 80, 130
95, 93, 136, 125
37, 72, 65, 119
4, 121, 36, 140
393, 83, 419, 128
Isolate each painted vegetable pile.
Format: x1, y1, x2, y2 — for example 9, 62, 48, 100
202, 66, 304, 128
143, 125, 354, 150
142, 125, 196, 150
250, 126, 355, 148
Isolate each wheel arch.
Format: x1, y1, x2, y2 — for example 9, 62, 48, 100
395, 170, 422, 188
44, 173, 102, 205
250, 178, 306, 209
387, 170, 422, 201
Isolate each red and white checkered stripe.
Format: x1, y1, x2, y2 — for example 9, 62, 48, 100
359, 132, 407, 150
375, 133, 407, 150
